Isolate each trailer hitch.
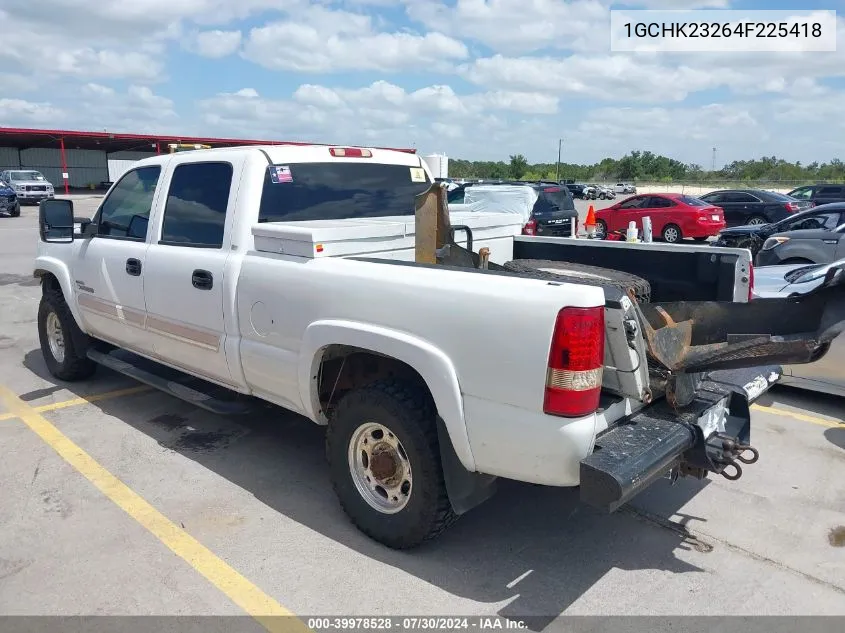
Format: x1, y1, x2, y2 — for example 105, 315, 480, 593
706, 432, 759, 481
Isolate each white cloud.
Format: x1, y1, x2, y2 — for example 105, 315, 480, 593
0, 0, 288, 83
242, 4, 468, 72
185, 30, 243, 58
291, 81, 558, 116
463, 54, 731, 102
73, 84, 178, 133
197, 81, 554, 151
0, 98, 64, 124
406, 0, 607, 54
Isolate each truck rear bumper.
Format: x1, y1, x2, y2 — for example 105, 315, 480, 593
579, 365, 778, 513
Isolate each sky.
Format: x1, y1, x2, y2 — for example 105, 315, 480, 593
0, 0, 842, 167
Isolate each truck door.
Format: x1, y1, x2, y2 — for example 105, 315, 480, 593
141, 157, 242, 387
73, 165, 162, 354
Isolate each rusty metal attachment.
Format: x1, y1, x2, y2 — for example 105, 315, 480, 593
626, 265, 845, 379
413, 181, 488, 270
478, 247, 490, 270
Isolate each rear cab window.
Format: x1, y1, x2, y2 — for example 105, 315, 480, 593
534, 186, 575, 215
681, 195, 709, 207
258, 162, 432, 222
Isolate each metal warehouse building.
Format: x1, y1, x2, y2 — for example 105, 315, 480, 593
0, 127, 417, 194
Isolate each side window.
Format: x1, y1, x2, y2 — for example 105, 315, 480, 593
789, 187, 813, 200
700, 193, 721, 203
160, 162, 233, 248
723, 193, 757, 203
786, 212, 841, 231
618, 196, 645, 209
818, 186, 843, 197
447, 187, 466, 204
97, 166, 161, 239
649, 197, 675, 208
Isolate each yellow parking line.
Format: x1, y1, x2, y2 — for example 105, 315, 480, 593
0, 384, 308, 633
751, 403, 843, 429
0, 385, 152, 422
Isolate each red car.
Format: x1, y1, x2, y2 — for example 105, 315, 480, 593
595, 193, 726, 243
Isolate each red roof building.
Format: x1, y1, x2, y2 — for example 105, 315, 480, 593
0, 127, 416, 193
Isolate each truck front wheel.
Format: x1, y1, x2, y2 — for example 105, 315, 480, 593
326, 379, 457, 549
37, 291, 97, 381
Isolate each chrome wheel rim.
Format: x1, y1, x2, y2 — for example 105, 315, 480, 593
747, 217, 766, 225
595, 222, 606, 239
664, 227, 680, 242
45, 311, 65, 364
348, 422, 412, 514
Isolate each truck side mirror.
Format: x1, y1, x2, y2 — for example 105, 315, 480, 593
39, 199, 75, 243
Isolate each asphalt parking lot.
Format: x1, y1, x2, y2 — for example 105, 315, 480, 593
1, 198, 844, 627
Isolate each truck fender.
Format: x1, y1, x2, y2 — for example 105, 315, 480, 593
299, 319, 477, 472
33, 257, 85, 327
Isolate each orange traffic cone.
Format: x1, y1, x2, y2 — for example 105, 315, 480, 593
585, 205, 596, 237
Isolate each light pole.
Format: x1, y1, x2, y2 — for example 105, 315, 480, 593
556, 138, 563, 182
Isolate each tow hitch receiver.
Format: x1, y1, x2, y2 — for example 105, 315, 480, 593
580, 366, 770, 512
629, 265, 845, 374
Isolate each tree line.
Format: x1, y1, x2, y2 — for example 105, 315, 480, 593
446, 151, 845, 184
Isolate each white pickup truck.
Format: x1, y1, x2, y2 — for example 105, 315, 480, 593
33, 144, 845, 549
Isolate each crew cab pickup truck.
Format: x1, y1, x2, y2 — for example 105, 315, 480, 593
33, 144, 845, 549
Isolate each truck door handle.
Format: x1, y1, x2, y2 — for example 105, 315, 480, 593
192, 269, 213, 290
126, 258, 142, 276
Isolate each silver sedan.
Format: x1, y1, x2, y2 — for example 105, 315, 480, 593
753, 258, 845, 397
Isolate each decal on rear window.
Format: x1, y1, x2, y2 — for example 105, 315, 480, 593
410, 167, 426, 183
269, 165, 293, 184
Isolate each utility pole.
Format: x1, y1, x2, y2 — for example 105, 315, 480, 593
712, 147, 717, 171
556, 138, 563, 182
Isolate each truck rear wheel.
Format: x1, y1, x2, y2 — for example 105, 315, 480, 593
38, 290, 97, 381
501, 259, 652, 304
326, 379, 457, 549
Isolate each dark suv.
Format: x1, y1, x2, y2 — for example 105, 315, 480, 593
447, 181, 578, 236
787, 184, 845, 207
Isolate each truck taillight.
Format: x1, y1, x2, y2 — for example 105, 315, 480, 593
544, 306, 605, 418
748, 263, 755, 301
329, 147, 372, 158
522, 219, 537, 235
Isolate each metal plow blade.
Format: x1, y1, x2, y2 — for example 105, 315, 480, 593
630, 265, 845, 374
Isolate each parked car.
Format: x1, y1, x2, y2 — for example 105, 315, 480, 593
594, 193, 725, 243
0, 178, 21, 217
787, 184, 845, 207
564, 183, 589, 199
592, 184, 615, 200
0, 169, 55, 205
711, 203, 845, 257
448, 181, 578, 237
753, 258, 845, 397
566, 183, 597, 199
697, 189, 812, 227
755, 221, 845, 266
614, 183, 636, 194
